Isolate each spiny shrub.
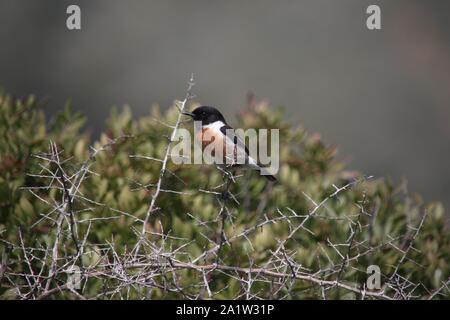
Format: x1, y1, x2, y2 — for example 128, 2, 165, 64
0, 92, 448, 299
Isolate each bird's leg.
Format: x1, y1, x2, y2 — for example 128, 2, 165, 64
220, 167, 234, 201
216, 165, 233, 200
224, 163, 237, 183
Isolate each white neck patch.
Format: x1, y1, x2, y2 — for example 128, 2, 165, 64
204, 121, 226, 132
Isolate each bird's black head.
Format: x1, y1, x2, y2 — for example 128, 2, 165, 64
183, 106, 226, 125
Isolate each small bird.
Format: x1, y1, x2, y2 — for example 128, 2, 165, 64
183, 106, 277, 181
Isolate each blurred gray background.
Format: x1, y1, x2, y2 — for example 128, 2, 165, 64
1, 1, 449, 210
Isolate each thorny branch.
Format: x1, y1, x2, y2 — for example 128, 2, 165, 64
132, 74, 196, 257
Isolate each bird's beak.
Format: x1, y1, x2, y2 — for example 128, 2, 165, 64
182, 111, 195, 117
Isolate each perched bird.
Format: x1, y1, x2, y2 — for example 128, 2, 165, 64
183, 106, 277, 181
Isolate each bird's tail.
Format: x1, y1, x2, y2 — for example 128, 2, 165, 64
258, 166, 277, 182
264, 174, 277, 182
247, 157, 277, 182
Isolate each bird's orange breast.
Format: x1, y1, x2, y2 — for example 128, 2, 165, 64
196, 128, 225, 148
196, 127, 238, 164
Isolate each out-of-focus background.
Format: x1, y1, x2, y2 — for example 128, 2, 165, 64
1, 0, 449, 211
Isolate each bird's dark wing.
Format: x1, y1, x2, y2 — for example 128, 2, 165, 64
220, 124, 250, 156
220, 124, 277, 181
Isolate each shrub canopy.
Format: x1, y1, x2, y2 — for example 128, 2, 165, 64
0, 92, 448, 299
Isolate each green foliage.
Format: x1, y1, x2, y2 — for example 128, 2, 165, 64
0, 92, 449, 299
